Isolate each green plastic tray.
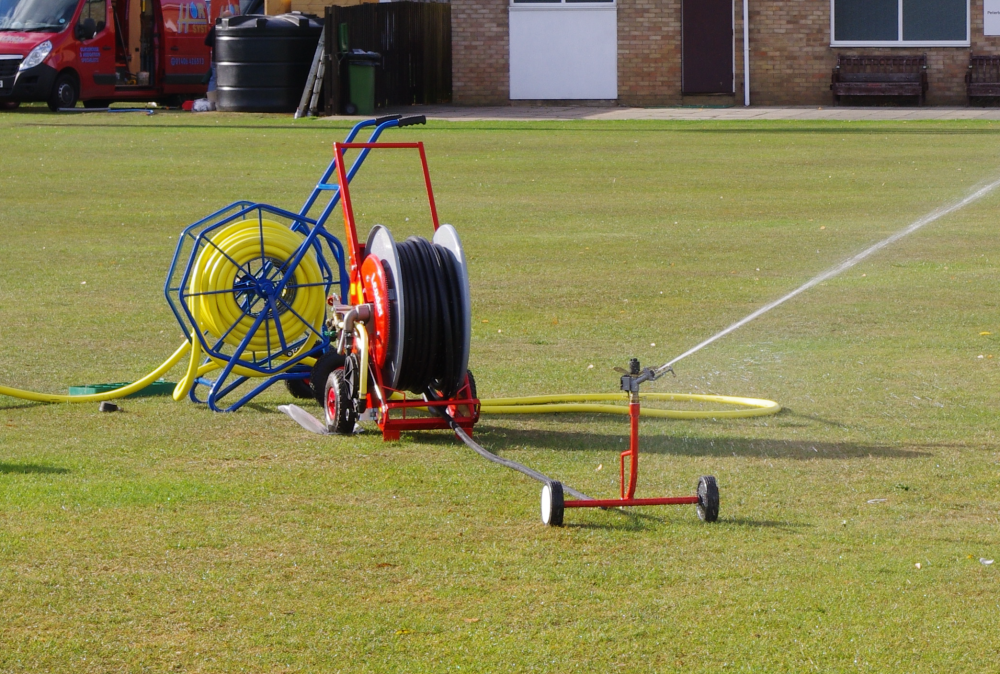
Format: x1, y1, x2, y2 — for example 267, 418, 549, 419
68, 380, 176, 399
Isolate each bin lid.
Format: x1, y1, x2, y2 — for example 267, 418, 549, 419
218, 12, 322, 34
346, 49, 380, 65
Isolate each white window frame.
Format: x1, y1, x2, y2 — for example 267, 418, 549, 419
829, 0, 970, 47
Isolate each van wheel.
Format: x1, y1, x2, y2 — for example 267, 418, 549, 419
1, 101, 19, 111
83, 99, 111, 109
48, 74, 79, 111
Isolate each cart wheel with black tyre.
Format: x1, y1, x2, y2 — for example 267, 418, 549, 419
48, 74, 78, 111
324, 368, 357, 434
311, 350, 346, 405
541, 480, 564, 527
343, 353, 365, 413
696, 475, 719, 522
284, 377, 314, 400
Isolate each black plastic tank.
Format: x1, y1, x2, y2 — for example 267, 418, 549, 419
215, 13, 322, 113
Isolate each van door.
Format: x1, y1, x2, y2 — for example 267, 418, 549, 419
75, 0, 115, 100
161, 0, 211, 89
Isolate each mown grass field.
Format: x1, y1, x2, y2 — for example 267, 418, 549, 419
1, 109, 1000, 672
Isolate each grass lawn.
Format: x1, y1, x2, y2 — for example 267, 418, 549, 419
1, 109, 1000, 672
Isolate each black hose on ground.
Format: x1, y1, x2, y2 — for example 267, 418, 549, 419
448, 420, 594, 502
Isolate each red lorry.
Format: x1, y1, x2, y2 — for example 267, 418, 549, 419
0, 0, 241, 110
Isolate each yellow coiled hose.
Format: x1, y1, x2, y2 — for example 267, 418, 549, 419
0, 219, 325, 404
0, 219, 781, 419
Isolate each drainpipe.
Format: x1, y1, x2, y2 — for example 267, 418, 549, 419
743, 0, 750, 106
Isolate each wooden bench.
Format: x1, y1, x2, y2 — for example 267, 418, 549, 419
831, 55, 927, 106
966, 55, 1000, 105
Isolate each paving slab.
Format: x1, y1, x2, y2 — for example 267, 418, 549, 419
323, 105, 1000, 122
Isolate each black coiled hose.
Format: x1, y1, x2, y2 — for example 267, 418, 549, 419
395, 236, 466, 397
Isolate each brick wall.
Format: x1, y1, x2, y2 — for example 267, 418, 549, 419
452, 0, 508, 104
617, 0, 682, 106
451, 0, 998, 106
746, 0, 999, 106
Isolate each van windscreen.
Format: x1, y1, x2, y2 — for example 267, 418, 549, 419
0, 0, 78, 32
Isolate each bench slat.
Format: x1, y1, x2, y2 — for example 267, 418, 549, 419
833, 83, 923, 95
838, 73, 923, 83
968, 83, 1000, 95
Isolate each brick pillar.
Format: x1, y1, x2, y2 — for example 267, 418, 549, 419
452, 0, 510, 105
618, 0, 683, 106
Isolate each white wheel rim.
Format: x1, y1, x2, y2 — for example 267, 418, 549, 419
541, 485, 552, 524
365, 225, 404, 389
432, 224, 471, 382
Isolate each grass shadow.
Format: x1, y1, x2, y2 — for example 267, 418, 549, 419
780, 408, 848, 428
244, 403, 283, 415
0, 401, 50, 411
721, 518, 811, 531
462, 423, 931, 460
0, 463, 70, 475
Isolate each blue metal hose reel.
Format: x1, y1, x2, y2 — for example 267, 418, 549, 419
163, 115, 426, 412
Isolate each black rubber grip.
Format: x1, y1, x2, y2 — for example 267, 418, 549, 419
374, 114, 402, 125
398, 115, 426, 127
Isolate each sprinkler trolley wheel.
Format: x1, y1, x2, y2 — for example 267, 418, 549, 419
541, 358, 720, 526
696, 475, 720, 522
541, 481, 564, 527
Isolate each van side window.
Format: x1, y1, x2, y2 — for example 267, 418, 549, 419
78, 0, 107, 33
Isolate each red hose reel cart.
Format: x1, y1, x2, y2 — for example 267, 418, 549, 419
322, 138, 479, 441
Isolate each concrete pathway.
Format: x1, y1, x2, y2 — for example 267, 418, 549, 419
358, 104, 1000, 122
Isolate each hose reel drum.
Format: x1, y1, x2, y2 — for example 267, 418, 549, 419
362, 224, 471, 396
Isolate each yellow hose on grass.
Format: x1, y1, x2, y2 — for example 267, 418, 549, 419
0, 220, 324, 404
480, 392, 780, 420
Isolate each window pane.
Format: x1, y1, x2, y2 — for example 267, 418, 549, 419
79, 0, 106, 30
834, 0, 898, 41
903, 0, 967, 41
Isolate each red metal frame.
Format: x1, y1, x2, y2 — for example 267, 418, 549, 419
333, 141, 478, 441
563, 399, 699, 510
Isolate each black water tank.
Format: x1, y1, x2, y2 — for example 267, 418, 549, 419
215, 13, 322, 113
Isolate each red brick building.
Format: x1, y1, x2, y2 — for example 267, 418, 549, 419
452, 0, 999, 106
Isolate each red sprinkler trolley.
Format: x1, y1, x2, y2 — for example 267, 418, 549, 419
321, 138, 480, 441
539, 358, 719, 526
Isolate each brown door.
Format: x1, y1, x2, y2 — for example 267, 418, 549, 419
682, 0, 733, 94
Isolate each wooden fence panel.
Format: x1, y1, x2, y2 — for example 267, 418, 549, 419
323, 1, 451, 111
